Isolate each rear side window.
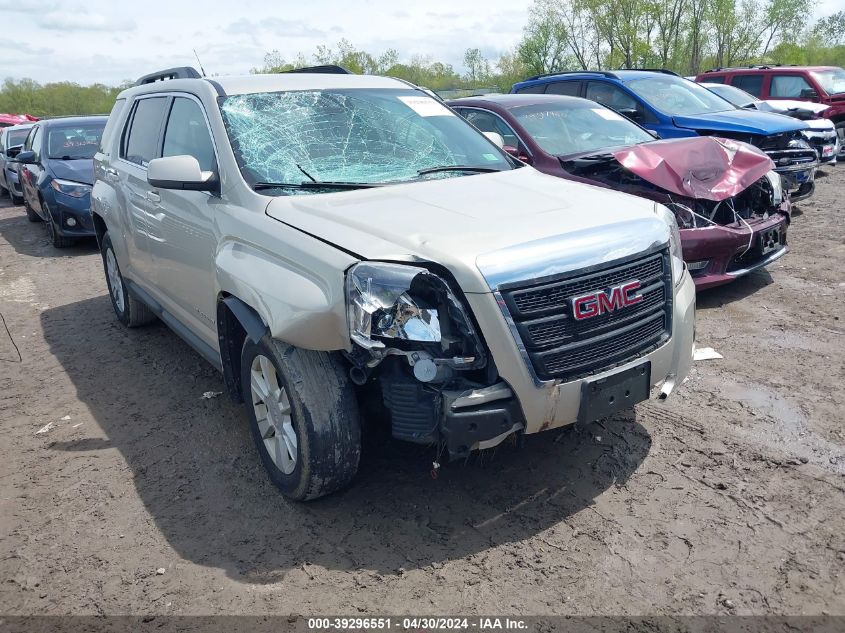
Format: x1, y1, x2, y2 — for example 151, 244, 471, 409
732, 74, 764, 97
123, 97, 167, 166
770, 75, 814, 98
705, 75, 726, 84
162, 98, 216, 172
515, 83, 547, 94
545, 81, 582, 96
99, 99, 126, 155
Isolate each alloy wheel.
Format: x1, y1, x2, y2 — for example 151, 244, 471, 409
250, 354, 298, 474
105, 248, 125, 313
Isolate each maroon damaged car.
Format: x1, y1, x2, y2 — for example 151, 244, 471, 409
447, 94, 791, 290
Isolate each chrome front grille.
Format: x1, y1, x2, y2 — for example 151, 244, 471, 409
501, 249, 672, 382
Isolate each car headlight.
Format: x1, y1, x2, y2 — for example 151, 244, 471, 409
765, 170, 783, 206
346, 262, 444, 350
654, 203, 685, 287
50, 179, 91, 198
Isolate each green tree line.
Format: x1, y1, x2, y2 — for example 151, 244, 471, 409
2, 2, 843, 117
0, 78, 129, 117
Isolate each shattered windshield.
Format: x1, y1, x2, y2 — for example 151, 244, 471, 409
512, 101, 654, 156
811, 69, 845, 95
628, 76, 736, 116
220, 88, 512, 192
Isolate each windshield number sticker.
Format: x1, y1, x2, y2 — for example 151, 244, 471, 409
592, 108, 625, 121
398, 96, 454, 117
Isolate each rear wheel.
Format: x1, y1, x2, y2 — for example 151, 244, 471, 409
100, 231, 156, 327
241, 336, 362, 501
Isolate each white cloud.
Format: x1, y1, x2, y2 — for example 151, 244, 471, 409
41, 10, 136, 32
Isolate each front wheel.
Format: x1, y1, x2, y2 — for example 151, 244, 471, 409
100, 231, 156, 327
24, 197, 41, 222
44, 210, 73, 248
241, 336, 362, 501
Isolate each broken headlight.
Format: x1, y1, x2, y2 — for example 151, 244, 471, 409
346, 262, 444, 349
765, 170, 783, 207
655, 203, 685, 287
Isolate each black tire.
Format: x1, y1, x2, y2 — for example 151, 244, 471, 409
100, 231, 156, 327
42, 201, 74, 248
12, 193, 24, 206
241, 336, 362, 501
24, 198, 41, 222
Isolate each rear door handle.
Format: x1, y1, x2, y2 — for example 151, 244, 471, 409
105, 167, 119, 180
147, 191, 161, 204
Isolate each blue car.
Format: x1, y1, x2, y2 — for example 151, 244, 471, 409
15, 116, 107, 247
511, 70, 818, 200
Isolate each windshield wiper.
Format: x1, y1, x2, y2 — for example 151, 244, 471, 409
253, 181, 382, 191
417, 165, 502, 176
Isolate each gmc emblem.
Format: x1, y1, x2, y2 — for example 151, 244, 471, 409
571, 281, 643, 321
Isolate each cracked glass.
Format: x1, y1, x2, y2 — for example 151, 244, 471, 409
220, 88, 512, 193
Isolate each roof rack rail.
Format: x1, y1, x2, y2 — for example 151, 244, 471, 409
524, 70, 619, 81
281, 65, 353, 75
704, 64, 797, 73
618, 67, 680, 76
135, 67, 201, 86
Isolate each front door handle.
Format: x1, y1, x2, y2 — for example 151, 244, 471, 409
147, 191, 161, 204
105, 167, 119, 180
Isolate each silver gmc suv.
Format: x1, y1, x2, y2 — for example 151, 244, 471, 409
92, 66, 696, 500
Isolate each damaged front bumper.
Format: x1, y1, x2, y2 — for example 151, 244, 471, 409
461, 269, 696, 440
682, 210, 790, 290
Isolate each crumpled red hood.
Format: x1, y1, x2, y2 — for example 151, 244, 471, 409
612, 137, 774, 201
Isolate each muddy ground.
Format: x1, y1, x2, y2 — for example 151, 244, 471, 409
0, 168, 843, 618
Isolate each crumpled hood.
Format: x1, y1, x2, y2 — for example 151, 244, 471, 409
265, 167, 667, 293
611, 136, 774, 201
673, 109, 808, 135
759, 99, 830, 116
48, 159, 94, 186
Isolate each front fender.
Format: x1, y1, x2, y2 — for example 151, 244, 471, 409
216, 240, 356, 351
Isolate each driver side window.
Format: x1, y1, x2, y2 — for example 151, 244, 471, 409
26, 126, 42, 159
460, 109, 520, 147
162, 97, 217, 172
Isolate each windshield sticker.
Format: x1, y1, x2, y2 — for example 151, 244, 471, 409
397, 96, 454, 117
592, 108, 624, 121
483, 153, 498, 161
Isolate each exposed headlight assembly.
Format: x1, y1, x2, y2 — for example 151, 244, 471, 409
346, 262, 484, 368
765, 170, 783, 207
347, 262, 441, 348
50, 179, 91, 198
654, 203, 685, 287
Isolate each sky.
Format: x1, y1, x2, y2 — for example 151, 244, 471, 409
0, 0, 841, 86
0, 0, 532, 85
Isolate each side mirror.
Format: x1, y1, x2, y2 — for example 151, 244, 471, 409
6, 144, 22, 158
800, 88, 819, 100
14, 150, 36, 164
503, 145, 532, 164
147, 155, 218, 192
482, 131, 504, 148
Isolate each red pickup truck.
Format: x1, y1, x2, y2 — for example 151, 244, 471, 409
695, 66, 845, 145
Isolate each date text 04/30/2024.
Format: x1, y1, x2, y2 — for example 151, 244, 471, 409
307, 617, 529, 630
